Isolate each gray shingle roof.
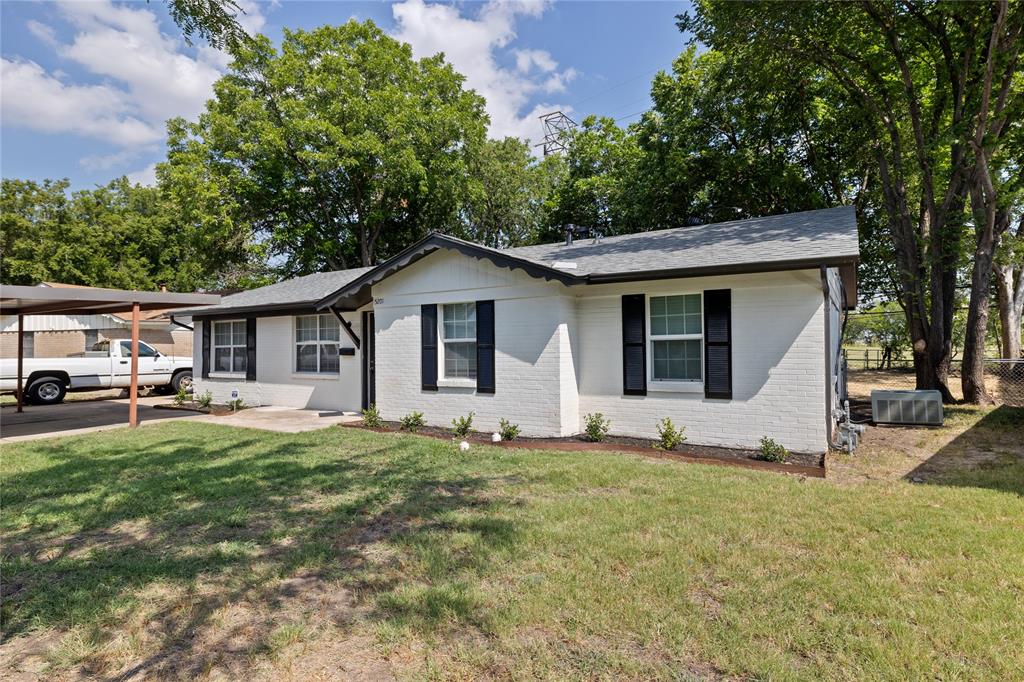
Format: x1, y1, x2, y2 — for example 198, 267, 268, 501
192, 207, 858, 316
186, 266, 373, 315
503, 206, 858, 277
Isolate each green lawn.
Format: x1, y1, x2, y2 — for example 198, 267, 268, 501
2, 419, 1023, 680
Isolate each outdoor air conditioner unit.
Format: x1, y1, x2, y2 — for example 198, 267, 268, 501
871, 389, 943, 426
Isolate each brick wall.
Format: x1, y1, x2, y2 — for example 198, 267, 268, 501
576, 270, 827, 453
191, 312, 363, 411
372, 250, 579, 437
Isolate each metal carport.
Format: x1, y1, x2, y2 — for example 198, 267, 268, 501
0, 284, 218, 426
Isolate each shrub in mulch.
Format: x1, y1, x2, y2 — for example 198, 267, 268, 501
347, 419, 824, 474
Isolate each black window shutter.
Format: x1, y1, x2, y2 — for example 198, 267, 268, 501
246, 318, 257, 381
476, 300, 495, 393
201, 320, 211, 378
622, 294, 647, 396
704, 289, 732, 399
421, 304, 438, 391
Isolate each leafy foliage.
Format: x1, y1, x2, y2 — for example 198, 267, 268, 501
679, 0, 1024, 402
195, 391, 213, 409
460, 138, 563, 248
498, 418, 520, 442
165, 0, 250, 50
0, 178, 250, 290
361, 403, 383, 428
400, 411, 426, 432
451, 412, 475, 438
163, 21, 489, 275
654, 417, 686, 451
583, 412, 611, 443
758, 437, 789, 463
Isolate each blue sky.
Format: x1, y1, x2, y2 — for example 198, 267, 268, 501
1, 1, 691, 190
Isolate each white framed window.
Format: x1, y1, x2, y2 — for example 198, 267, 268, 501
295, 314, 340, 374
441, 302, 476, 379
212, 320, 247, 373
648, 293, 702, 382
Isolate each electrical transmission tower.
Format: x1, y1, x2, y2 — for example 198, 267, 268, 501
536, 111, 577, 156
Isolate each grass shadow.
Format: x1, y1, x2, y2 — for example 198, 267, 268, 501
1, 423, 524, 678
904, 405, 1024, 495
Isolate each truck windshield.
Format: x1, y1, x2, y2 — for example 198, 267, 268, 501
119, 341, 159, 357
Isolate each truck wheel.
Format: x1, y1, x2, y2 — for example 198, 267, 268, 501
28, 377, 67, 405
171, 370, 193, 394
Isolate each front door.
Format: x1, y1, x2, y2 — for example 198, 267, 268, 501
362, 311, 375, 409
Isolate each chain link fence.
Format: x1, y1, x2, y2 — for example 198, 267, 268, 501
842, 350, 1024, 407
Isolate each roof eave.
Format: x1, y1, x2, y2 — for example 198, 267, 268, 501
186, 301, 322, 319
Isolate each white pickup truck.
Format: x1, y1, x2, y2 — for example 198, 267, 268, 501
0, 340, 193, 405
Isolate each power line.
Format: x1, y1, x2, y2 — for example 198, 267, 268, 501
568, 67, 663, 110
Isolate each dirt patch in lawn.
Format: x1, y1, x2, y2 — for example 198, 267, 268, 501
826, 405, 1024, 489
347, 422, 825, 477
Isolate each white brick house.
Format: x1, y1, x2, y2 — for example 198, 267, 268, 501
184, 207, 858, 454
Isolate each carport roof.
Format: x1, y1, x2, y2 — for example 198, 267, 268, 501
0, 284, 220, 316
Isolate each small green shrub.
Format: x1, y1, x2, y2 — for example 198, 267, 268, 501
361, 403, 383, 428
451, 411, 474, 438
228, 398, 245, 411
583, 412, 611, 442
654, 417, 686, 450
173, 387, 188, 407
400, 411, 426, 432
758, 436, 790, 462
498, 418, 520, 441
195, 391, 213, 409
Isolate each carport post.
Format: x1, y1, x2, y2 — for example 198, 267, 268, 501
129, 301, 140, 427
16, 313, 24, 413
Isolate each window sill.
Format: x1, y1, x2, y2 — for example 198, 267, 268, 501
291, 372, 340, 381
437, 378, 477, 389
208, 372, 247, 380
647, 381, 704, 394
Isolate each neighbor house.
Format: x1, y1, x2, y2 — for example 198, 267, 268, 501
183, 207, 857, 453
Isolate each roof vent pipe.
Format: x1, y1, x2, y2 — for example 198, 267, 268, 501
565, 224, 576, 246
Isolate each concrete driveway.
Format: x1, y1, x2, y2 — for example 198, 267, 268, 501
0, 396, 201, 443
0, 398, 362, 443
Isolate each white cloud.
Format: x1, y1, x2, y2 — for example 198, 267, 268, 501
26, 19, 58, 46
3, 0, 269, 168
391, 0, 576, 144
514, 48, 557, 74
80, 149, 144, 171
127, 163, 158, 186
0, 57, 161, 146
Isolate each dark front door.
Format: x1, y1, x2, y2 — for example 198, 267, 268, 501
362, 311, 375, 409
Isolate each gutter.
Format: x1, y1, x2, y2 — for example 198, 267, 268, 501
169, 315, 193, 331
586, 256, 858, 285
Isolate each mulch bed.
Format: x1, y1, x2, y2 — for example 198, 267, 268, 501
344, 421, 825, 478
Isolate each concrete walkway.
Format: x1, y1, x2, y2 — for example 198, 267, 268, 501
1, 398, 362, 444
203, 406, 362, 433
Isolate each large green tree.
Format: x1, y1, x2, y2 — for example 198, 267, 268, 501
633, 47, 858, 229
162, 20, 489, 276
681, 0, 1023, 403
460, 137, 564, 248
543, 115, 644, 240
0, 177, 247, 290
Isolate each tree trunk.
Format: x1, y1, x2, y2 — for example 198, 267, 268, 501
995, 262, 1023, 359
961, 238, 995, 404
